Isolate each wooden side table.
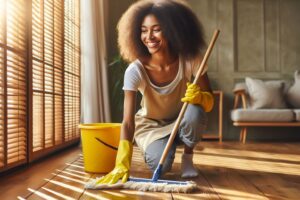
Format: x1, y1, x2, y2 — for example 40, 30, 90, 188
201, 90, 223, 142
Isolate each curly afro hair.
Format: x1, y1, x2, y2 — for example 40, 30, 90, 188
117, 0, 206, 62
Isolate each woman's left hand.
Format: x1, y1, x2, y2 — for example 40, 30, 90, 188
181, 82, 214, 112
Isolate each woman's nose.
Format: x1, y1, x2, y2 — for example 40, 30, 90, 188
147, 31, 154, 40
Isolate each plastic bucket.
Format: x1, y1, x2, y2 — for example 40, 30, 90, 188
79, 123, 121, 173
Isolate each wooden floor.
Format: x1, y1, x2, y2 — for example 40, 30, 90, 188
1, 142, 300, 200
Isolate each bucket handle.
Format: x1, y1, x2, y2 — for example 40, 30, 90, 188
95, 137, 118, 151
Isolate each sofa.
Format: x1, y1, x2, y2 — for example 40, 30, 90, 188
231, 70, 300, 143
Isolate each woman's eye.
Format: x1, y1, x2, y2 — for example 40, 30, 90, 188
141, 29, 147, 33
153, 29, 160, 32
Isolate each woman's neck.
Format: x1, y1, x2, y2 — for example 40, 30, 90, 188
149, 51, 178, 69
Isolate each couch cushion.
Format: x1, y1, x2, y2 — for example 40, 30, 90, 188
245, 77, 287, 109
233, 82, 248, 93
231, 109, 294, 122
286, 70, 300, 108
293, 109, 300, 121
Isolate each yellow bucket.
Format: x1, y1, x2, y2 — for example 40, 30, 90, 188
79, 123, 121, 173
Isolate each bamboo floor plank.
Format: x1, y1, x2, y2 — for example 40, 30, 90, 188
19, 142, 300, 200
25, 156, 93, 200
240, 172, 300, 200
0, 146, 81, 199
171, 145, 266, 200
197, 166, 268, 200
189, 142, 300, 200
235, 142, 300, 200
164, 148, 221, 200
80, 147, 173, 199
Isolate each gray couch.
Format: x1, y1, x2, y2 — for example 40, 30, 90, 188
231, 71, 300, 143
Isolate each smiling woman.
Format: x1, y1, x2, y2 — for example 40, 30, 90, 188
94, 0, 215, 186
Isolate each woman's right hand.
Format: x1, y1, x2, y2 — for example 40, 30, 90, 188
96, 140, 133, 184
97, 90, 136, 184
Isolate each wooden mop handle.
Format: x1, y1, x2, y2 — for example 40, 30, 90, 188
158, 30, 220, 165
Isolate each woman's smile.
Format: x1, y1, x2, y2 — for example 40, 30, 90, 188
146, 41, 160, 48
141, 14, 167, 55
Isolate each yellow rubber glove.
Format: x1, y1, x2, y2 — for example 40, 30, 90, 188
96, 140, 133, 184
181, 82, 214, 112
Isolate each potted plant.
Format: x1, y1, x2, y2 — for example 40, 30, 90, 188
108, 55, 128, 122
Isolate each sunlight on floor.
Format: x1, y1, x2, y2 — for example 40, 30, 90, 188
17, 143, 300, 199
26, 188, 57, 200
64, 168, 90, 175
174, 147, 300, 176
41, 187, 76, 200
198, 147, 300, 162
214, 187, 266, 200
102, 190, 128, 198
83, 190, 126, 200
65, 162, 84, 169
56, 169, 91, 180
44, 178, 113, 200
44, 179, 83, 193
172, 187, 267, 200
52, 173, 87, 184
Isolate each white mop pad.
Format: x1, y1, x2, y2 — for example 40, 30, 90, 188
85, 176, 198, 193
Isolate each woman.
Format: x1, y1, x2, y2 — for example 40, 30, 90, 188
98, 0, 214, 184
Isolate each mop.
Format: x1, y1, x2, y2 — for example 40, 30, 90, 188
85, 30, 220, 193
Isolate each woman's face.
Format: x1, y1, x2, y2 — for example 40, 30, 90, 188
141, 14, 168, 55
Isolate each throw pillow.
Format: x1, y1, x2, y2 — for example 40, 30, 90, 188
286, 70, 300, 108
245, 77, 287, 109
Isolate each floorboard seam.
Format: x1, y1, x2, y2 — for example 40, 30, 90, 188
23, 155, 81, 199
198, 169, 222, 200
239, 172, 270, 200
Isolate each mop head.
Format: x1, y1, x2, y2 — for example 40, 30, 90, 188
85, 176, 198, 193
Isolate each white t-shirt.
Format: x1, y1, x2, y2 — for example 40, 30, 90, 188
122, 56, 206, 94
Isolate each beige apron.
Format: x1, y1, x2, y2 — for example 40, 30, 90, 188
134, 64, 189, 153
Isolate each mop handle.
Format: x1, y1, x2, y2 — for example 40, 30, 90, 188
158, 30, 220, 166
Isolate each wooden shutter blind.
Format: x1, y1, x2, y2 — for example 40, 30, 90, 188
31, 0, 64, 154
0, 0, 5, 168
0, 0, 27, 170
64, 0, 80, 141
30, 0, 80, 160
0, 0, 80, 170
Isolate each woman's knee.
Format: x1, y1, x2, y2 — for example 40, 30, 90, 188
184, 104, 207, 125
144, 154, 174, 174
178, 104, 208, 146
144, 139, 176, 174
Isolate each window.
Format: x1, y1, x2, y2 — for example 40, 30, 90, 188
0, 0, 27, 169
0, 0, 80, 171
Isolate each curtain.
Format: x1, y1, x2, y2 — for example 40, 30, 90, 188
81, 0, 111, 123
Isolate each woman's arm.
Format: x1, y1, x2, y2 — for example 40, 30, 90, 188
197, 72, 213, 93
96, 90, 137, 185
182, 56, 215, 112
121, 90, 137, 141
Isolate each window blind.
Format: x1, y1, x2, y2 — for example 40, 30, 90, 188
64, 0, 80, 141
31, 0, 65, 152
0, 0, 80, 171
0, 0, 4, 168
0, 0, 27, 169
30, 0, 80, 160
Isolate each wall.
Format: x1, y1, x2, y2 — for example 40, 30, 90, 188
188, 0, 300, 140
107, 0, 136, 62
107, 0, 300, 140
